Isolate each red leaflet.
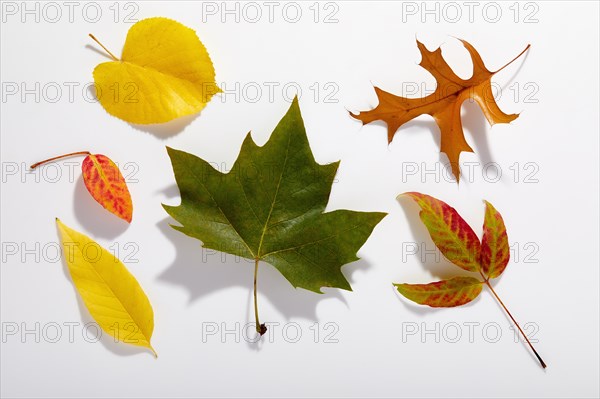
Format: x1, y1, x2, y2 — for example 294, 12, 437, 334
480, 200, 510, 279
31, 151, 133, 223
394, 277, 483, 307
401, 192, 480, 272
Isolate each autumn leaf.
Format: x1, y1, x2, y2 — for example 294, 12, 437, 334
394, 276, 483, 307
31, 151, 133, 222
402, 192, 480, 272
89, 17, 219, 124
163, 97, 386, 335
56, 219, 155, 355
351, 38, 530, 181
396, 193, 546, 368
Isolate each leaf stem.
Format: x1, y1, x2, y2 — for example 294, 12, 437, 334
89, 33, 120, 61
484, 280, 547, 369
30, 151, 91, 169
149, 345, 158, 359
494, 44, 531, 74
253, 258, 267, 336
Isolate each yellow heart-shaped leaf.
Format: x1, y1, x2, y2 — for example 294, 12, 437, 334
92, 17, 219, 124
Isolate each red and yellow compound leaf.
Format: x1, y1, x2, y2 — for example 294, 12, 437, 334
401, 192, 480, 272
31, 151, 133, 223
480, 200, 509, 279
395, 192, 547, 368
394, 277, 483, 307
82, 154, 133, 223
351, 39, 529, 181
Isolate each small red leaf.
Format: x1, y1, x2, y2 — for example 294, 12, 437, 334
82, 154, 133, 223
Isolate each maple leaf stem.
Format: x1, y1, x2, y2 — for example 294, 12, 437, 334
89, 34, 120, 62
495, 44, 531, 74
484, 280, 547, 369
30, 151, 91, 169
253, 258, 267, 336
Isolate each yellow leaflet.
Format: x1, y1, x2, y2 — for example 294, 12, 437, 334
92, 17, 219, 124
56, 219, 156, 356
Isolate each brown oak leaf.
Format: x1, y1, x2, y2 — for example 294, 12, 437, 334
351, 39, 530, 182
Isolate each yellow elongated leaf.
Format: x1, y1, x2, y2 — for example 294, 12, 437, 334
400, 192, 481, 272
56, 219, 156, 355
92, 17, 219, 124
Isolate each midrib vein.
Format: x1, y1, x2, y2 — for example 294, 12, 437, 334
256, 131, 292, 258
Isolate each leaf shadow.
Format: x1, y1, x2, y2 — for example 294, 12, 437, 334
160, 184, 180, 199
72, 175, 129, 239
128, 113, 200, 139
55, 223, 153, 358
400, 106, 496, 181
461, 100, 495, 168
156, 216, 351, 324
377, 117, 458, 179
84, 78, 198, 139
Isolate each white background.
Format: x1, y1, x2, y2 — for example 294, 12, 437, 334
1, 1, 599, 398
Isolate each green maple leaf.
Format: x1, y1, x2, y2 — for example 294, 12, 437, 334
163, 98, 386, 335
